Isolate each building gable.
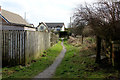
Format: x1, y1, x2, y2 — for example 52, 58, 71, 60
37, 22, 48, 32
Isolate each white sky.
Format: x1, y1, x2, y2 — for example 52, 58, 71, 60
0, 0, 95, 27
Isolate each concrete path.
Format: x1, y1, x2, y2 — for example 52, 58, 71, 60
34, 40, 66, 78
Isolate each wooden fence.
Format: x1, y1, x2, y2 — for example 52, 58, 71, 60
101, 40, 120, 67
2, 31, 59, 67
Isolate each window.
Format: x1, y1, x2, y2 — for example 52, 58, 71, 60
40, 26, 44, 30
57, 29, 60, 31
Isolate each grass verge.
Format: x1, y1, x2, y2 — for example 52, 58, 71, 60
53, 40, 119, 79
2, 41, 62, 78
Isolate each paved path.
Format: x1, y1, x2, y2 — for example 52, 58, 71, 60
34, 40, 66, 78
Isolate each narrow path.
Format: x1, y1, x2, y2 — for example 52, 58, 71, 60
34, 40, 66, 78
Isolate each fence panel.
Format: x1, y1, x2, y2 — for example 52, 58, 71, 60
2, 31, 58, 67
2, 31, 25, 67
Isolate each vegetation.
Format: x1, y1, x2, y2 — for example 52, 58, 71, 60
82, 26, 94, 37
2, 41, 62, 78
73, 0, 120, 64
53, 39, 119, 79
59, 31, 69, 38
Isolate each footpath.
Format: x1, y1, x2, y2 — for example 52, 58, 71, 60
34, 40, 66, 78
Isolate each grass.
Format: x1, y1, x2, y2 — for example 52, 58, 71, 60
53, 40, 119, 79
0, 68, 1, 80
2, 41, 62, 78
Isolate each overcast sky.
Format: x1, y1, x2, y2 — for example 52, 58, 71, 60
0, 0, 95, 27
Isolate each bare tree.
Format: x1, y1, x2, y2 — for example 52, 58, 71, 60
73, 0, 120, 63
71, 19, 86, 43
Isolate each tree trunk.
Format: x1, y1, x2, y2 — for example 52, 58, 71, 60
82, 35, 84, 44
95, 36, 101, 63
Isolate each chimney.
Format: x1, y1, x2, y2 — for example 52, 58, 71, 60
0, 6, 1, 14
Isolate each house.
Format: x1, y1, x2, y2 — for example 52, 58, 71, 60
37, 22, 48, 32
45, 23, 65, 32
0, 8, 36, 31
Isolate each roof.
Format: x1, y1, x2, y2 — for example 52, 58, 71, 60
45, 23, 64, 28
38, 22, 48, 28
1, 9, 30, 26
